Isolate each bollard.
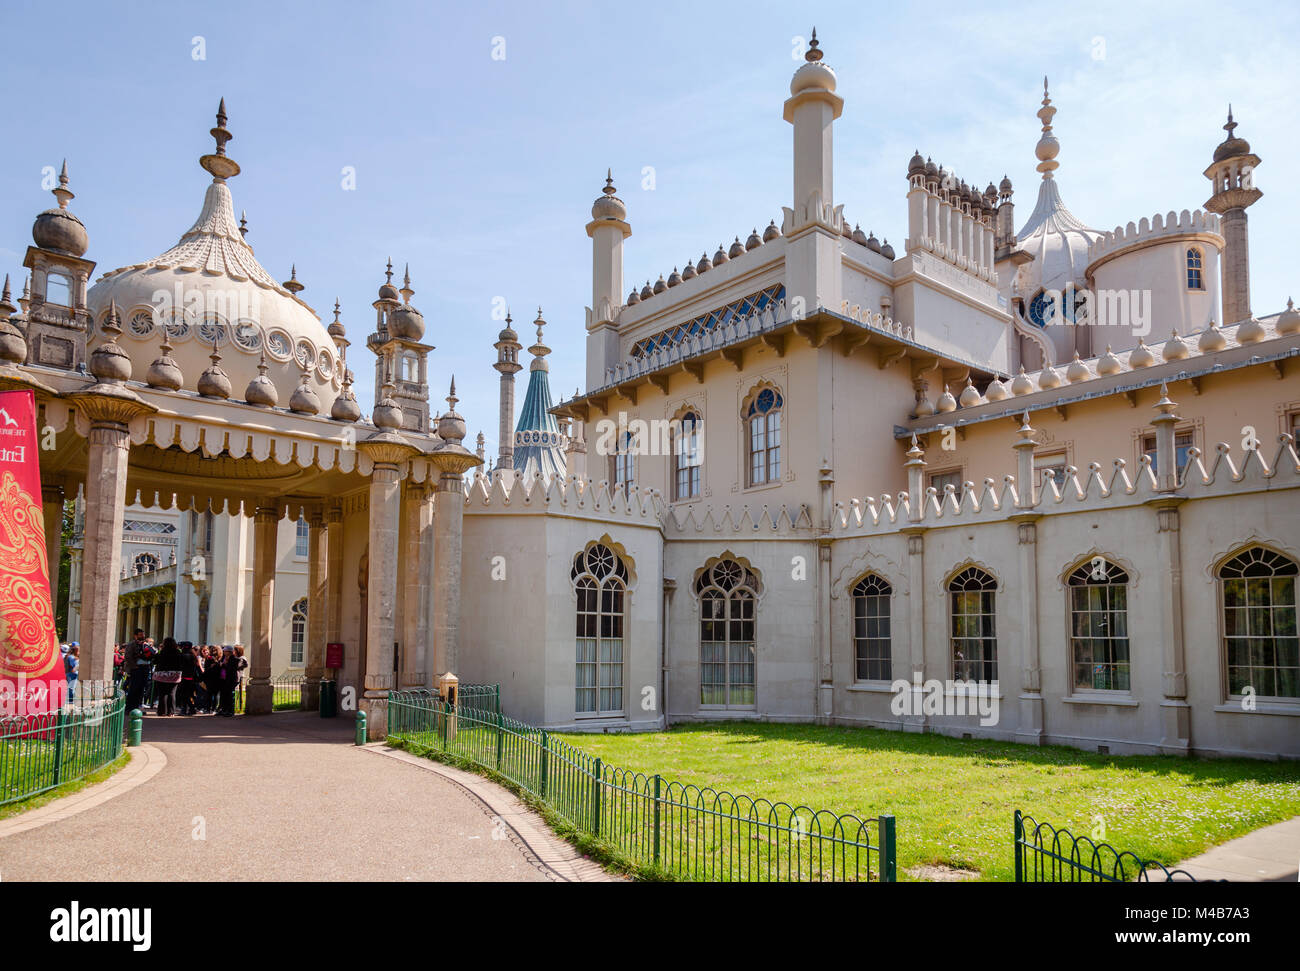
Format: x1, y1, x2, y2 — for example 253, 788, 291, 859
128, 709, 143, 747
355, 710, 367, 746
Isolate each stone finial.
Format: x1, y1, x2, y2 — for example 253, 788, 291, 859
289, 362, 321, 415
372, 368, 403, 428
1034, 76, 1060, 181
331, 368, 362, 422
197, 336, 232, 399
400, 263, 414, 305
239, 210, 248, 237
244, 351, 279, 406
1153, 381, 1179, 418
17, 275, 30, 316
1197, 318, 1226, 352
90, 300, 132, 382
805, 26, 822, 62
436, 376, 467, 444
0, 276, 28, 364
200, 98, 241, 181
958, 377, 982, 408
1277, 298, 1300, 336
328, 298, 347, 339
475, 431, 486, 461
145, 329, 184, 391
283, 265, 304, 294
905, 433, 925, 463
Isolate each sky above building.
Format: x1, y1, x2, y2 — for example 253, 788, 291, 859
1, 0, 1295, 459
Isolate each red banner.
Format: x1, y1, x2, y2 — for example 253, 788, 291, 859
0, 390, 60, 717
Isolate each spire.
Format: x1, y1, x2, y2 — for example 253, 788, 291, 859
283, 264, 304, 294
200, 98, 240, 181
53, 159, 74, 210
513, 310, 565, 479
806, 27, 822, 62
1035, 77, 1060, 180
239, 210, 248, 237
528, 307, 551, 371
400, 263, 414, 304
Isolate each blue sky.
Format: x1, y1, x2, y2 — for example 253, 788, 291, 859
1, 1, 1295, 457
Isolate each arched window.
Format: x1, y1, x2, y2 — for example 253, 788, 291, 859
949, 567, 997, 682
744, 386, 783, 487
133, 552, 159, 574
1068, 560, 1131, 691
572, 544, 628, 716
612, 431, 637, 494
852, 574, 892, 681
696, 559, 760, 707
290, 597, 308, 666
673, 411, 702, 501
1219, 547, 1298, 699
1186, 248, 1204, 291
295, 517, 309, 557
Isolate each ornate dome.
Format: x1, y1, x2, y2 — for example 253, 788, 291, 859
790, 30, 836, 96
86, 103, 343, 413
1212, 109, 1251, 163
591, 171, 627, 222
389, 303, 426, 341
32, 162, 88, 257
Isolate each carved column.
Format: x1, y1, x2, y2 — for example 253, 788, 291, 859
303, 508, 327, 710
1013, 515, 1044, 744
816, 460, 834, 723
903, 529, 927, 733
325, 504, 343, 658
1154, 499, 1190, 754
398, 481, 426, 689
246, 504, 279, 714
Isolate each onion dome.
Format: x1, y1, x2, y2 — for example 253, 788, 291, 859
1066, 350, 1090, 383
640, 281, 653, 300
1197, 319, 1226, 352
667, 267, 682, 288
197, 338, 232, 399
244, 351, 279, 406
331, 369, 362, 422
746, 228, 762, 250
1162, 329, 1190, 361
1096, 344, 1122, 375
880, 239, 896, 259
908, 149, 926, 178
145, 331, 184, 391
626, 287, 640, 305
377, 259, 400, 303
0, 277, 27, 364
913, 392, 935, 418
1038, 364, 1062, 390
924, 157, 938, 179
999, 174, 1013, 195
790, 27, 837, 96
32, 160, 88, 257
681, 261, 697, 280
436, 378, 467, 443
729, 236, 745, 258
1213, 108, 1252, 163
1011, 367, 1034, 396
591, 170, 627, 222
984, 374, 1009, 401
958, 378, 982, 408
696, 253, 712, 273
984, 183, 998, 205
839, 219, 852, 238
652, 275, 667, 294
1235, 316, 1265, 343
1277, 298, 1300, 336
289, 363, 321, 415
763, 220, 781, 242
372, 380, 403, 429
713, 244, 729, 265
497, 311, 518, 343
851, 224, 868, 245
936, 384, 957, 413
1128, 338, 1155, 368
89, 301, 132, 382
283, 265, 304, 294
389, 302, 426, 340
866, 231, 882, 254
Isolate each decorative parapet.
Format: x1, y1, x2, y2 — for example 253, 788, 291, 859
1086, 208, 1222, 272
663, 502, 814, 537
463, 470, 666, 522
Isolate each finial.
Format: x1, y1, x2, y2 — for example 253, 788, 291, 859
603, 169, 616, 195
385, 259, 393, 285
283, 265, 303, 294
239, 210, 248, 237
1225, 105, 1236, 136
400, 263, 414, 304
1034, 76, 1060, 180
200, 98, 240, 180
50, 159, 75, 210
0, 275, 10, 307
447, 376, 459, 413
105, 299, 122, 336
806, 27, 822, 62
505, 310, 512, 326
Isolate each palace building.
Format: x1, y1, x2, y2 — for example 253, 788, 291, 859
11, 36, 1299, 757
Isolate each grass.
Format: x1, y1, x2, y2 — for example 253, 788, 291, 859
554, 722, 1300, 881
0, 749, 131, 821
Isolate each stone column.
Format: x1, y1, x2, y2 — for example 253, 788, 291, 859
302, 508, 327, 710
1153, 500, 1190, 754
431, 467, 465, 679
41, 482, 64, 620
903, 529, 927, 733
398, 482, 426, 689
1013, 516, 1044, 744
324, 504, 343, 664
246, 504, 279, 715
69, 388, 155, 683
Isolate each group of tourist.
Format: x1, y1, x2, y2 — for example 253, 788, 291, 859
115, 629, 248, 717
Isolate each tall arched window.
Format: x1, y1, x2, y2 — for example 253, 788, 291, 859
673, 411, 702, 501
744, 386, 783, 487
1186, 248, 1204, 290
572, 544, 628, 716
696, 558, 760, 707
1068, 559, 1130, 691
295, 517, 309, 557
1219, 547, 1298, 699
612, 431, 637, 494
852, 574, 892, 681
949, 567, 997, 682
290, 597, 308, 666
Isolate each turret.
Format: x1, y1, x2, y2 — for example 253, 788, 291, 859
492, 311, 523, 470
1203, 108, 1262, 324
23, 159, 96, 370
585, 172, 630, 390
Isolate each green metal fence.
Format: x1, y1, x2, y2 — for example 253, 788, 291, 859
0, 693, 127, 807
1014, 810, 1203, 882
234, 673, 310, 714
388, 688, 895, 882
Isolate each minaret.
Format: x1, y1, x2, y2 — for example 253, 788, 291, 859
367, 262, 432, 430
512, 309, 567, 479
585, 172, 630, 390
492, 311, 522, 471
23, 158, 96, 369
1204, 107, 1262, 325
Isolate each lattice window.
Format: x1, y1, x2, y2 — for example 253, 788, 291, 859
572, 544, 628, 716
1219, 547, 1298, 699
852, 574, 892, 682
696, 559, 760, 707
290, 597, 308, 667
124, 520, 177, 534
1068, 560, 1131, 691
949, 567, 997, 682
1186, 248, 1204, 291
630, 284, 785, 358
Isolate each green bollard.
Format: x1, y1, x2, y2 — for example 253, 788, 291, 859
128, 709, 143, 747
355, 710, 367, 746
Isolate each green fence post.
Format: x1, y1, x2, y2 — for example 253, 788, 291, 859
128, 709, 142, 747
653, 773, 661, 867
355, 710, 367, 746
51, 710, 67, 786
496, 710, 504, 771
540, 731, 549, 800
592, 758, 602, 836
1013, 809, 1023, 883
878, 814, 896, 883
441, 698, 449, 750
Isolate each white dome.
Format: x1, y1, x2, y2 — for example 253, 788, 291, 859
1015, 178, 1102, 297
87, 179, 344, 409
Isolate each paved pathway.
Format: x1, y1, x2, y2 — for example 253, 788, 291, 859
1174, 815, 1300, 882
0, 710, 618, 882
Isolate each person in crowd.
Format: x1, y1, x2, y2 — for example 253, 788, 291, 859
152, 638, 182, 716
203, 645, 222, 714
113, 643, 126, 684
217, 646, 239, 717
177, 642, 199, 715
63, 645, 79, 703
123, 629, 154, 712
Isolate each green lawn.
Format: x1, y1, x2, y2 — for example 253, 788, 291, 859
555, 722, 1300, 881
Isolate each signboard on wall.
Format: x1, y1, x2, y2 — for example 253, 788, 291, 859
0, 390, 60, 717
325, 642, 344, 669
